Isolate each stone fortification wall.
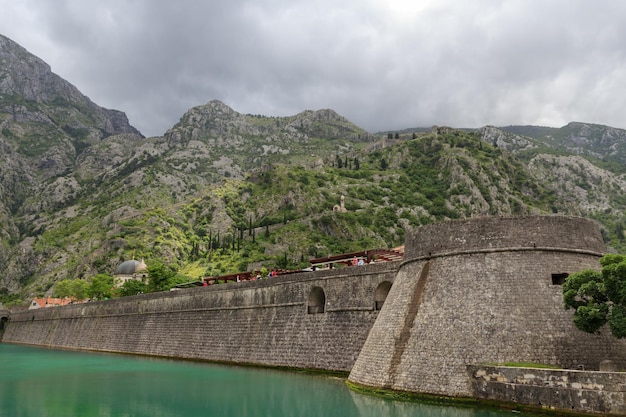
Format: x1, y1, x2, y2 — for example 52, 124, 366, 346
349, 216, 626, 398
3, 262, 398, 372
468, 365, 626, 415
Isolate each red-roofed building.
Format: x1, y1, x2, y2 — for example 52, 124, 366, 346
28, 297, 74, 310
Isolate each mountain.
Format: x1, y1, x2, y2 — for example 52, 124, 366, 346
0, 34, 144, 296
500, 122, 626, 170
0, 34, 143, 218
479, 124, 626, 215
1, 34, 625, 304
159, 100, 375, 186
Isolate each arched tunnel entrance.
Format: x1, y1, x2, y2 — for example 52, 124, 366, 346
374, 281, 392, 311
307, 287, 326, 314
0, 315, 8, 332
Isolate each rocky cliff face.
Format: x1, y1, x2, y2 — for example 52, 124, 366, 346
476, 124, 626, 217
0, 34, 143, 195
0, 34, 144, 292
502, 122, 626, 166
163, 100, 374, 182
0, 35, 141, 138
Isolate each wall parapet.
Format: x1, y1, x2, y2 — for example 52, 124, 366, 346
401, 246, 605, 265
404, 216, 605, 260
468, 365, 626, 415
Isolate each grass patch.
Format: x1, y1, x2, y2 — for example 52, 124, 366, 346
178, 261, 206, 279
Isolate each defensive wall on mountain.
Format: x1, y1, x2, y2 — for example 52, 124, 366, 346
4, 215, 626, 415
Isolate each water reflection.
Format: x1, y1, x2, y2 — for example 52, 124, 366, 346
349, 389, 512, 417
1, 344, 529, 417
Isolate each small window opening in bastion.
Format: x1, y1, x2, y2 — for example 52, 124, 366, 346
374, 281, 392, 311
307, 287, 326, 314
551, 273, 569, 285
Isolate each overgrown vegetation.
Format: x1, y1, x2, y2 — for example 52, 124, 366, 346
563, 254, 626, 338
1, 127, 622, 303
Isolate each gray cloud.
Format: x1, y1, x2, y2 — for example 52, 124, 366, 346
1, 0, 625, 136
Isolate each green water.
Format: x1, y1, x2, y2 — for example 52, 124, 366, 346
0, 344, 525, 417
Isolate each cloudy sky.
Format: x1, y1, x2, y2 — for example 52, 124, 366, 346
1, 0, 625, 137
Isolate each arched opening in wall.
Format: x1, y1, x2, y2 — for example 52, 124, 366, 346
0, 316, 8, 331
307, 287, 325, 314
551, 273, 569, 285
374, 281, 392, 311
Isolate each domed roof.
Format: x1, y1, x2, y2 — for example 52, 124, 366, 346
115, 259, 147, 275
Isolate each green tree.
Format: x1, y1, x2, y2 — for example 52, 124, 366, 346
70, 279, 89, 300
88, 274, 114, 300
147, 262, 177, 292
53, 279, 73, 298
563, 254, 626, 338
54, 279, 89, 299
115, 279, 148, 297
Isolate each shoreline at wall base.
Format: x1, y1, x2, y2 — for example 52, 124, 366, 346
1, 341, 351, 380
345, 380, 480, 409
344, 381, 609, 417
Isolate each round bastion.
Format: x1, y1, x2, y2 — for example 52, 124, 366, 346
349, 215, 625, 398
